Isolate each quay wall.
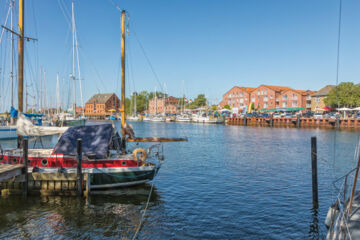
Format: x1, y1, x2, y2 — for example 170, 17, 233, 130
226, 117, 360, 129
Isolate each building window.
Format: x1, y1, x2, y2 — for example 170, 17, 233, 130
270, 95, 273, 99
270, 102, 273, 106
264, 103, 268, 108
293, 94, 297, 100
292, 101, 298, 107
282, 102, 287, 108
316, 97, 320, 103
240, 98, 244, 103
257, 90, 260, 95
264, 96, 268, 102
265, 90, 267, 95
251, 97, 255, 102
282, 94, 288, 100
240, 92, 243, 97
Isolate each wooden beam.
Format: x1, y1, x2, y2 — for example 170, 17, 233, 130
127, 137, 188, 142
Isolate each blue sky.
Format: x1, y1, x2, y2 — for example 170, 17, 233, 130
1, 0, 360, 109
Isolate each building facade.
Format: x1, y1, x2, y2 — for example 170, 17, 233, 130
148, 96, 179, 115
311, 85, 335, 112
84, 93, 121, 118
219, 86, 255, 110
221, 85, 314, 111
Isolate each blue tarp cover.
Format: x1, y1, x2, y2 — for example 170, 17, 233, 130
53, 124, 113, 158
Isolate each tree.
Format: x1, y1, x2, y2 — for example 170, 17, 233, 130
224, 105, 230, 110
324, 82, 360, 108
211, 105, 218, 111
193, 94, 207, 107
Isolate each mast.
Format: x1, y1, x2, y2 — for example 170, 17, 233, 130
18, 0, 24, 113
71, 2, 76, 118
120, 10, 126, 150
56, 73, 60, 114
155, 87, 157, 115
10, 0, 14, 107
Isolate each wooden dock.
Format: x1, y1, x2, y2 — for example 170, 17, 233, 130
0, 164, 25, 182
226, 117, 360, 129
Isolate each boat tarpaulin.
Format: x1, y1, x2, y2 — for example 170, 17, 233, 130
53, 124, 113, 158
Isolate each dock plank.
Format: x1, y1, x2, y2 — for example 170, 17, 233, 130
0, 164, 25, 182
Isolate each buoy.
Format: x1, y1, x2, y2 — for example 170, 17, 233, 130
133, 148, 147, 162
325, 202, 339, 229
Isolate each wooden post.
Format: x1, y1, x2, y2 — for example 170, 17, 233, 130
22, 138, 28, 196
297, 115, 301, 128
311, 136, 319, 208
77, 138, 83, 197
336, 114, 340, 129
270, 114, 273, 127
243, 116, 247, 126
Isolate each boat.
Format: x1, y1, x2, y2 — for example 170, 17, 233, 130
176, 114, 191, 122
192, 112, 224, 124
0, 6, 186, 189
151, 115, 166, 122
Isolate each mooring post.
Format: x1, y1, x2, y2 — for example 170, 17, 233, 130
243, 116, 247, 126
336, 114, 340, 129
311, 136, 318, 208
22, 138, 28, 197
270, 114, 274, 127
77, 138, 83, 197
297, 114, 301, 128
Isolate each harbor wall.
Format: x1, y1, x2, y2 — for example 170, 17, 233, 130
226, 117, 360, 128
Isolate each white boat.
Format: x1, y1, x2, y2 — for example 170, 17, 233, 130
192, 113, 224, 124
127, 116, 139, 121
176, 115, 191, 122
151, 116, 165, 122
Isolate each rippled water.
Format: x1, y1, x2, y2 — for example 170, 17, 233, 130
0, 122, 359, 239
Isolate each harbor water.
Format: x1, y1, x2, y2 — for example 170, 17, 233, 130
0, 122, 358, 239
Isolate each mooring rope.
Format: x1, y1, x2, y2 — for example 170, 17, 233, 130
131, 170, 158, 240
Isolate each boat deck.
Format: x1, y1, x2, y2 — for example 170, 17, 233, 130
347, 193, 360, 239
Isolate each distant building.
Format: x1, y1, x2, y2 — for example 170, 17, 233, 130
84, 93, 121, 118
220, 84, 314, 111
219, 86, 255, 111
148, 96, 179, 115
76, 106, 84, 115
311, 85, 335, 112
250, 85, 292, 110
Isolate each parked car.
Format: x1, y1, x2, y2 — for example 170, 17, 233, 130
273, 113, 281, 118
284, 113, 293, 119
313, 113, 323, 119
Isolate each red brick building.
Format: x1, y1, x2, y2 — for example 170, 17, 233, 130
84, 93, 121, 118
219, 86, 255, 109
148, 96, 179, 114
221, 85, 314, 111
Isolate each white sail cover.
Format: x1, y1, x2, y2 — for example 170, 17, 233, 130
16, 113, 69, 137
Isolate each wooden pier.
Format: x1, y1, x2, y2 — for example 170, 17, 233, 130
226, 117, 360, 129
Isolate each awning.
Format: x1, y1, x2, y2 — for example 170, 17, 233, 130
53, 124, 114, 158
322, 106, 334, 111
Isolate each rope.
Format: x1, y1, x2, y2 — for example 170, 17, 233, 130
131, 170, 157, 240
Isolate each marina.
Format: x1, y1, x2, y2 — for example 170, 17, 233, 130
1, 0, 360, 239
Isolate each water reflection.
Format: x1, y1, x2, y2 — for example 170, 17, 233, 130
0, 184, 161, 239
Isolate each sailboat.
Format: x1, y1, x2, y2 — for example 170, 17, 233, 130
57, 3, 86, 127
127, 92, 139, 121
151, 88, 165, 122
1, 6, 186, 189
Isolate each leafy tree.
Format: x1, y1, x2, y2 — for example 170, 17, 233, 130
193, 94, 207, 107
224, 105, 230, 110
324, 82, 360, 107
211, 105, 218, 111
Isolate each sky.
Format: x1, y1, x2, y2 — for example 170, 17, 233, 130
1, 0, 360, 110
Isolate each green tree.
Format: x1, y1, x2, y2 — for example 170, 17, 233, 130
224, 105, 230, 110
324, 82, 360, 107
193, 94, 207, 108
211, 105, 218, 111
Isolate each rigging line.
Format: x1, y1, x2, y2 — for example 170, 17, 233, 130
57, 0, 71, 30
132, 30, 164, 92
0, 3, 11, 45
332, 0, 343, 202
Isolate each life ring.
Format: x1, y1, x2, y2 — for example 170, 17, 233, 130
133, 148, 147, 162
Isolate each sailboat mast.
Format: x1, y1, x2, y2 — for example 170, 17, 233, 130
18, 0, 24, 113
121, 10, 126, 128
10, 0, 14, 107
71, 2, 76, 118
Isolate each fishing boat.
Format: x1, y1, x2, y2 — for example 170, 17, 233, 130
1, 5, 186, 189
176, 114, 191, 122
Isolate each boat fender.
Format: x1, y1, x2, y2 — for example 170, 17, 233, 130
325, 202, 339, 229
133, 148, 147, 162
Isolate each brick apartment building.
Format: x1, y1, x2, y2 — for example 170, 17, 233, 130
148, 96, 179, 114
84, 93, 121, 118
220, 85, 314, 111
